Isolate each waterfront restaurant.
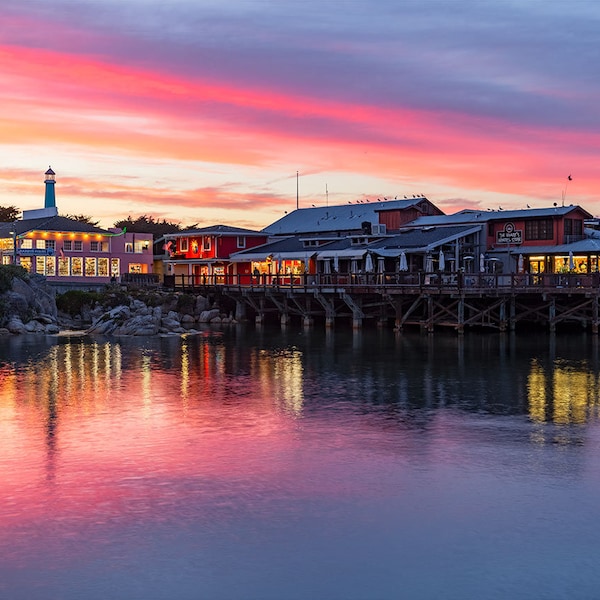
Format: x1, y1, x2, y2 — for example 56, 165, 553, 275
162, 225, 268, 284
229, 235, 319, 284
405, 205, 594, 274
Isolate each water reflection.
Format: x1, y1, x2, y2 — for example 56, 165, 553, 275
2, 330, 600, 599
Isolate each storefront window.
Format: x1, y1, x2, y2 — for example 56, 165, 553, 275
19, 257, 32, 272
85, 258, 97, 276
98, 258, 109, 277
58, 257, 70, 276
72, 257, 83, 276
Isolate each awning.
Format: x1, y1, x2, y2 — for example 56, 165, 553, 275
316, 248, 367, 260
229, 251, 315, 263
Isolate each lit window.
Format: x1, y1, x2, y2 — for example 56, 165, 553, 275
98, 258, 109, 277
72, 257, 83, 276
58, 257, 70, 276
85, 257, 97, 276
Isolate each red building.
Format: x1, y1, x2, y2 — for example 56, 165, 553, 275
163, 225, 268, 284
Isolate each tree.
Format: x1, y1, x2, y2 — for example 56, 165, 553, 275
113, 215, 184, 240
0, 205, 20, 222
63, 214, 100, 226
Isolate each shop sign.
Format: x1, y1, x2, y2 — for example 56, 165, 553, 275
497, 222, 522, 244
19, 248, 55, 256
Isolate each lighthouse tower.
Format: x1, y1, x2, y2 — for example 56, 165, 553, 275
22, 166, 59, 220
44, 167, 56, 209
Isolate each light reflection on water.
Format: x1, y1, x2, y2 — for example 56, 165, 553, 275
1, 329, 600, 599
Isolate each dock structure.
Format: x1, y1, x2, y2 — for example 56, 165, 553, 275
165, 272, 600, 333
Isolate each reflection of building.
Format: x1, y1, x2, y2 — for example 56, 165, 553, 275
0, 168, 153, 289
528, 359, 596, 424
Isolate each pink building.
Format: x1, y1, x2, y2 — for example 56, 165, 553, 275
0, 168, 154, 289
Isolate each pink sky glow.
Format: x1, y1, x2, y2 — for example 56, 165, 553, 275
1, 1, 599, 230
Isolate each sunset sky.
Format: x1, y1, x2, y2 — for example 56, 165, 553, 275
2, 0, 599, 230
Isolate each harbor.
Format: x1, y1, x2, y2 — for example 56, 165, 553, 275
166, 270, 600, 333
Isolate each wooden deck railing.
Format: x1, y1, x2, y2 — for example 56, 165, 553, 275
163, 272, 600, 293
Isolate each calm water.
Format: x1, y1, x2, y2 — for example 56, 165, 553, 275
1, 327, 600, 600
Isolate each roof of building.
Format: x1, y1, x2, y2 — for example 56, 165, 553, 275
407, 205, 592, 228
262, 197, 430, 236
368, 225, 482, 256
508, 237, 600, 255
0, 215, 110, 236
173, 224, 264, 237
230, 235, 314, 262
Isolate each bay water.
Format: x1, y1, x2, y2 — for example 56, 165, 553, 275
1, 327, 599, 599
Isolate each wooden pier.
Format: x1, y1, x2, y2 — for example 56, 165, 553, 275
164, 272, 600, 333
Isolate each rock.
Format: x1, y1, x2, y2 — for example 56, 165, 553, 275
199, 308, 220, 323
45, 324, 60, 334
7, 316, 26, 334
12, 276, 57, 319
181, 314, 195, 325
25, 320, 45, 333
0, 328, 10, 335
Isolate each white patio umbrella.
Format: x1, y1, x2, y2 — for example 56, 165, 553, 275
480, 253, 485, 273
438, 249, 445, 271
518, 254, 524, 273
365, 253, 374, 273
333, 255, 339, 272
569, 250, 575, 270
425, 254, 433, 272
399, 252, 408, 271
351, 259, 358, 274
323, 258, 331, 274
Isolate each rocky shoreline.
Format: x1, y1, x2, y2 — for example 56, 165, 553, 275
0, 272, 235, 337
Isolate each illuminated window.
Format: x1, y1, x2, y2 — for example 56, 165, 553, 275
98, 258, 109, 277
203, 237, 211, 251
19, 257, 32, 272
36, 240, 45, 250
85, 257, 97, 276
72, 257, 83, 276
58, 257, 70, 276
45, 256, 55, 276
110, 258, 120, 276
34, 255, 57, 276
20, 239, 32, 249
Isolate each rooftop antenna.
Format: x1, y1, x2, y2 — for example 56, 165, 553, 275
562, 174, 572, 206
326, 183, 328, 207
296, 171, 299, 210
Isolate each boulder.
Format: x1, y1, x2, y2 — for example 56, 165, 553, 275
7, 316, 26, 334
198, 308, 220, 323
